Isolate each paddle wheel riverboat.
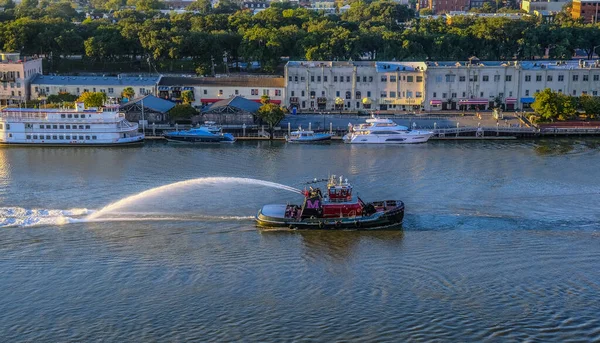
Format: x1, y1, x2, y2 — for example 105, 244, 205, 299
256, 175, 404, 230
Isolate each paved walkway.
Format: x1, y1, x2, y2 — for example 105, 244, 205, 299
280, 112, 525, 131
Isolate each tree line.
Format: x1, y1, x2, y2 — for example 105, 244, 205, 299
1, 0, 599, 74
532, 88, 600, 122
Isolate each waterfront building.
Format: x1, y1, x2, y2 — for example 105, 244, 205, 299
284, 61, 426, 112
521, 0, 568, 13
30, 75, 161, 101
572, 0, 600, 23
0, 52, 42, 106
423, 59, 600, 111
157, 76, 285, 108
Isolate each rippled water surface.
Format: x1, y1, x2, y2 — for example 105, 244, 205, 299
1, 140, 600, 342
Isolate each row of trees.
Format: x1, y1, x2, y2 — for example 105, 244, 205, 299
531, 88, 600, 122
1, 1, 599, 73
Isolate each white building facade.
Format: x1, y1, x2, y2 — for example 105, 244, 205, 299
30, 75, 160, 101
285, 61, 426, 112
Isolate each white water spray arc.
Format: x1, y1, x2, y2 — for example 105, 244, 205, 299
87, 177, 302, 220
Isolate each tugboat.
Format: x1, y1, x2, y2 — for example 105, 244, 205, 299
256, 175, 404, 230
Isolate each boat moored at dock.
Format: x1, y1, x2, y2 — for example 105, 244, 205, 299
256, 175, 404, 230
163, 121, 236, 143
343, 117, 433, 144
0, 102, 144, 146
285, 130, 332, 143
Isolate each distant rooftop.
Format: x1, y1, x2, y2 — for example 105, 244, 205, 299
31, 74, 161, 86
287, 61, 376, 68
0, 52, 40, 63
159, 76, 285, 88
426, 60, 600, 70
376, 62, 427, 73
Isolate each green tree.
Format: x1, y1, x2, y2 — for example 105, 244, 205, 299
121, 87, 135, 100
257, 103, 285, 139
260, 94, 270, 104
579, 94, 600, 119
186, 0, 212, 14
168, 104, 198, 122
419, 8, 433, 16
531, 88, 577, 122
47, 92, 78, 103
77, 91, 108, 107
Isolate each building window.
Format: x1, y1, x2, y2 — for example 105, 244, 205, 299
317, 76, 321, 82
219, 90, 223, 96
433, 92, 437, 98
407, 91, 413, 98
367, 91, 371, 97
453, 92, 458, 98
356, 91, 361, 99
594, 75, 599, 81
407, 76, 414, 82
46, 135, 50, 140
459, 76, 466, 82
59, 135, 64, 140
59, 125, 64, 129
203, 90, 207, 95
346, 76, 350, 82
368, 76, 373, 82
594, 91, 598, 96
26, 135, 31, 139
334, 76, 338, 82
381, 76, 387, 82
416, 76, 423, 82
294, 76, 298, 82
52, 125, 57, 129
480, 92, 484, 97
573, 90, 577, 95
301, 77, 305, 81
92, 136, 97, 140
263, 89, 269, 96
482, 75, 489, 82
525, 90, 529, 96
573, 75, 579, 81
336, 91, 340, 97
390, 76, 397, 82
324, 76, 327, 82
547, 75, 553, 82
108, 88, 114, 94
345, 91, 351, 99
390, 91, 396, 98
509, 91, 513, 97
445, 75, 455, 82
356, 76, 360, 83
558, 75, 564, 82
583, 75, 589, 81
536, 75, 542, 82
416, 92, 422, 98
436, 76, 443, 83
275, 90, 281, 96
52, 135, 57, 140
288, 76, 292, 81
525, 75, 531, 82
380, 91, 387, 98
310, 91, 315, 98
311, 76, 314, 82
506, 75, 512, 82
494, 75, 500, 82
442, 93, 447, 98
291, 91, 295, 96
301, 90, 305, 97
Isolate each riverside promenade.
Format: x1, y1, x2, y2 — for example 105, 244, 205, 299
144, 111, 600, 140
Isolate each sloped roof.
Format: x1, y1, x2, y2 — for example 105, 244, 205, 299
205, 96, 261, 113
120, 95, 176, 113
160, 76, 285, 88
31, 74, 160, 86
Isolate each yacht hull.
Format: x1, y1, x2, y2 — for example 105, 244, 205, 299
344, 132, 433, 144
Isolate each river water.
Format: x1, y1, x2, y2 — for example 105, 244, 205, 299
1, 140, 599, 342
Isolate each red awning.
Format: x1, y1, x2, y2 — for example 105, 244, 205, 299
459, 99, 489, 105
201, 98, 221, 103
430, 100, 442, 105
505, 97, 517, 103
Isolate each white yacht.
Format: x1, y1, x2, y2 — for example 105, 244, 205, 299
0, 102, 144, 146
343, 117, 433, 144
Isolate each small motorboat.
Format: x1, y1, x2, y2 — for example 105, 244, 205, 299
256, 175, 404, 230
164, 121, 236, 143
286, 130, 332, 143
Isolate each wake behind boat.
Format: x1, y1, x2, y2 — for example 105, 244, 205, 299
164, 121, 235, 143
256, 175, 404, 230
286, 130, 332, 143
343, 117, 433, 144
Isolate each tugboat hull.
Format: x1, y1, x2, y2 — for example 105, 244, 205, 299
256, 201, 404, 230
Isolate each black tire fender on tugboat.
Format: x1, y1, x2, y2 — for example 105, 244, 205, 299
318, 221, 325, 229
334, 221, 342, 228
354, 220, 362, 228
